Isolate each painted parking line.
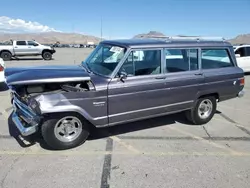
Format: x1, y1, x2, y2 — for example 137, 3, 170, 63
167, 126, 241, 155
0, 150, 250, 157
110, 136, 140, 154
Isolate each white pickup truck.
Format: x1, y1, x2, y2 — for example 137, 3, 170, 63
0, 40, 56, 61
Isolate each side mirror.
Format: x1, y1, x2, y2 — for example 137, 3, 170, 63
119, 71, 127, 82
235, 54, 241, 58
33, 43, 39, 46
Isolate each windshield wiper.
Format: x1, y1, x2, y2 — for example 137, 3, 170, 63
81, 62, 92, 73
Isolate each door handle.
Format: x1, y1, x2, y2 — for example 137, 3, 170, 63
155, 76, 167, 79
194, 73, 203, 76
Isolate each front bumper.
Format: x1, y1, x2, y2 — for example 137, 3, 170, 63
11, 95, 41, 136
51, 49, 56, 54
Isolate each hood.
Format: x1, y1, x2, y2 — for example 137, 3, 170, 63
5, 65, 91, 86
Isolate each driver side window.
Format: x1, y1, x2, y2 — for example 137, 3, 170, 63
119, 49, 161, 76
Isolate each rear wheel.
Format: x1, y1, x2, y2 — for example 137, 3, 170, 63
42, 51, 52, 60
1, 51, 12, 61
185, 96, 217, 125
41, 113, 90, 150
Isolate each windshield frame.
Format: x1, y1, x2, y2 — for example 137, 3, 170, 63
82, 43, 129, 78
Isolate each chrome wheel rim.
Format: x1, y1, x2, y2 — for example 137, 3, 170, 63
54, 116, 82, 142
198, 99, 213, 119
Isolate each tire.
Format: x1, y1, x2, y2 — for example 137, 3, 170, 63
42, 51, 52, 60
185, 96, 217, 125
41, 113, 90, 150
0, 51, 12, 61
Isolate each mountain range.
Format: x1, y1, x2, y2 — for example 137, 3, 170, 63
0, 31, 249, 45
0, 32, 101, 44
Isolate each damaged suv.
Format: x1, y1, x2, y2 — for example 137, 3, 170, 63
5, 37, 245, 150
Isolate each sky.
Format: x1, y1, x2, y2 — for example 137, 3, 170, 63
0, 0, 249, 39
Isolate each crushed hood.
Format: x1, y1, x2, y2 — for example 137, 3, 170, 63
5, 65, 91, 86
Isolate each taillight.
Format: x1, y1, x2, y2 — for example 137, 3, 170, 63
0, 65, 4, 72
239, 77, 245, 86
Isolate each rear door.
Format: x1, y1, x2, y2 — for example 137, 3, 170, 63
13, 41, 29, 55
162, 48, 204, 109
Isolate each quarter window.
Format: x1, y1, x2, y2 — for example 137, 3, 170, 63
16, 41, 26, 45
120, 49, 161, 76
201, 49, 234, 69
164, 48, 199, 72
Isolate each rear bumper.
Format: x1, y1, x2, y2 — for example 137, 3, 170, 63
11, 95, 41, 136
51, 49, 56, 54
238, 90, 245, 98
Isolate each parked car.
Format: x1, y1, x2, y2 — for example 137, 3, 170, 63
0, 58, 5, 84
5, 37, 245, 150
234, 44, 250, 73
0, 40, 56, 61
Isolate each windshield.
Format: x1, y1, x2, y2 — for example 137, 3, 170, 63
83, 44, 127, 77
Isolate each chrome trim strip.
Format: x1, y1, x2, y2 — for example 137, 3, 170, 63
109, 100, 193, 117
98, 108, 191, 127
8, 77, 91, 85
108, 87, 171, 97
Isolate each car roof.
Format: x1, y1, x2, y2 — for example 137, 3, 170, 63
100, 38, 232, 48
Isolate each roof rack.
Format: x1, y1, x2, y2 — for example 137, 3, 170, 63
140, 35, 226, 42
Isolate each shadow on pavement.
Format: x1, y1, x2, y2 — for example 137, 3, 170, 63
7, 111, 190, 150
10, 57, 55, 61
88, 112, 187, 140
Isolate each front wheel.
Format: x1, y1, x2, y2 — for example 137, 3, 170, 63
185, 96, 217, 125
41, 113, 90, 150
42, 51, 52, 60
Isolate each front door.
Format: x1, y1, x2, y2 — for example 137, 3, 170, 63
27, 41, 40, 55
108, 48, 169, 125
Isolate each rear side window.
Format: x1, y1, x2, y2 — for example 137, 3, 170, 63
164, 48, 199, 73
201, 49, 234, 69
16, 41, 26, 45
246, 47, 250, 56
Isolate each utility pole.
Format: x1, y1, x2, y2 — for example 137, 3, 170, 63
100, 17, 103, 41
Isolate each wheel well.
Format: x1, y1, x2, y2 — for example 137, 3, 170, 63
41, 111, 95, 130
198, 93, 219, 101
0, 50, 12, 56
42, 49, 52, 54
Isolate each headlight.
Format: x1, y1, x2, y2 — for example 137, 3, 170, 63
28, 98, 41, 114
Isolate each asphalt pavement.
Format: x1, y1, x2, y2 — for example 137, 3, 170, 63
0, 48, 250, 188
